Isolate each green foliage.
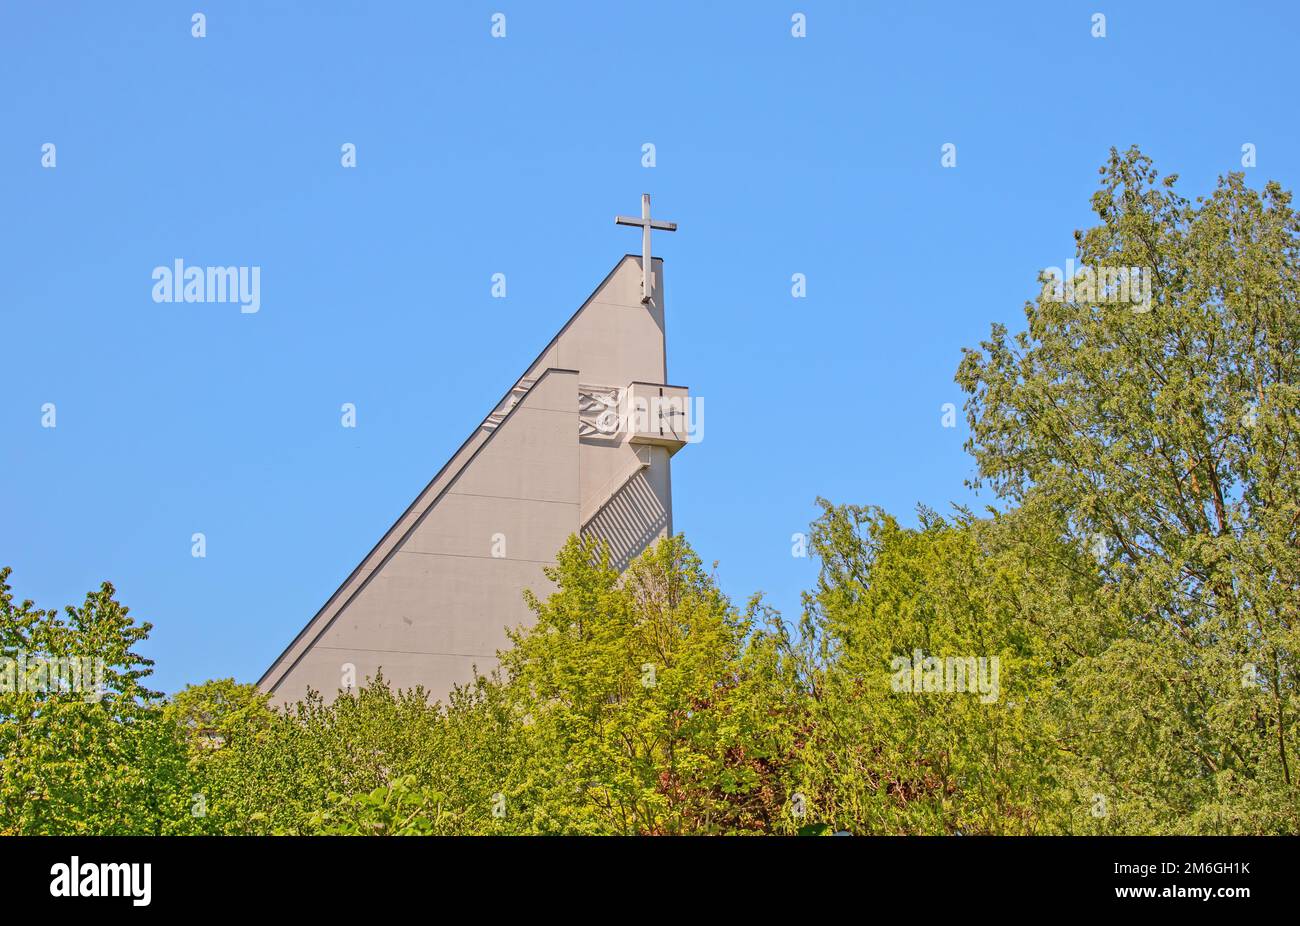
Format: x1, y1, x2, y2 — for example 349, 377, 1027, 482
147, 535, 799, 835
489, 535, 796, 834
3, 148, 1295, 835
165, 678, 274, 754
0, 568, 197, 834
792, 500, 1107, 834
306, 776, 459, 835
956, 147, 1300, 832
191, 675, 448, 834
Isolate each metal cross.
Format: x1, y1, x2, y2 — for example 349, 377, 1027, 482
615, 193, 677, 305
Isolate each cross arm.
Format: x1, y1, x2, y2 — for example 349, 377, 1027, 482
614, 216, 677, 231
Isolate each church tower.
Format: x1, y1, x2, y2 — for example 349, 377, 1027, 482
259, 198, 691, 706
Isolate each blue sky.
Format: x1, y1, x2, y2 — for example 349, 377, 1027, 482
3, 1, 1296, 695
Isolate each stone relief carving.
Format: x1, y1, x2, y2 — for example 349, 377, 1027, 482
578, 385, 622, 438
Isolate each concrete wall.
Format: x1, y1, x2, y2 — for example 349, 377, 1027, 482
259, 255, 683, 707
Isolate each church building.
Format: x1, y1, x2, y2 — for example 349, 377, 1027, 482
259, 197, 691, 706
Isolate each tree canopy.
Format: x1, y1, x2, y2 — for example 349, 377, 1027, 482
2, 147, 1295, 835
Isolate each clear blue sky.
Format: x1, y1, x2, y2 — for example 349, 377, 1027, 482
3, 1, 1296, 695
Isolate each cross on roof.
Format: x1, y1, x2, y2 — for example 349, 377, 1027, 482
615, 193, 677, 305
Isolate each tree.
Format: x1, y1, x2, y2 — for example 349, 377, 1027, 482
190, 674, 450, 834
487, 534, 797, 834
305, 775, 460, 836
794, 499, 1111, 834
165, 678, 275, 753
0, 568, 196, 834
181, 535, 799, 835
955, 146, 1300, 832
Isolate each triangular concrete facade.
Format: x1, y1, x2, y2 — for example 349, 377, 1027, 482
260, 255, 690, 705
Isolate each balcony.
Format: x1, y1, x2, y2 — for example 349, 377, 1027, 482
625, 382, 692, 454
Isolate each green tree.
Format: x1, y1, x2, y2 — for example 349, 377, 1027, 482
305, 775, 461, 835
0, 568, 196, 834
165, 678, 274, 754
486, 534, 796, 834
955, 146, 1300, 832
794, 499, 1111, 834
181, 535, 799, 835
192, 674, 449, 834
